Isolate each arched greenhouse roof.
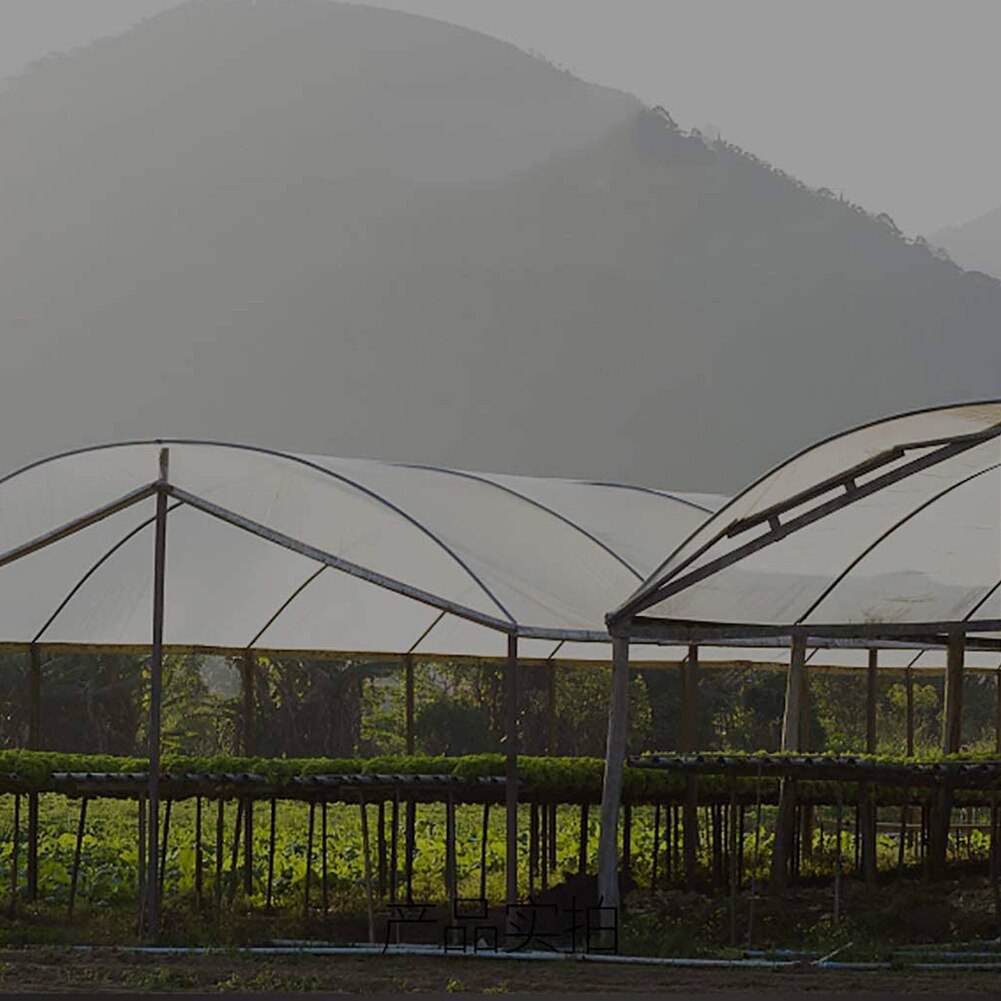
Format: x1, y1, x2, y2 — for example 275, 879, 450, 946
612, 401, 1001, 648
0, 439, 727, 662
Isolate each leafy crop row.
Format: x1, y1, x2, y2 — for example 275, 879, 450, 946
2, 749, 1001, 805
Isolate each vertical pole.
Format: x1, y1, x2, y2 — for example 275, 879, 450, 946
241, 652, 256, 897
214, 798, 224, 915
943, 631, 965, 754
866, 649, 878, 754
931, 631, 965, 880
26, 644, 41, 901
389, 794, 399, 903
651, 803, 661, 893
995, 668, 1001, 756
780, 634, 805, 752
146, 447, 169, 939
377, 801, 387, 898
360, 797, 376, 945
860, 649, 879, 886
479, 802, 490, 903
772, 633, 806, 892
303, 801, 315, 916
546, 663, 557, 755
404, 654, 415, 756
504, 634, 519, 911
321, 801, 329, 915
137, 796, 146, 929
241, 651, 256, 757
597, 634, 630, 911
266, 798, 277, 911
68, 798, 89, 918
195, 796, 203, 907
906, 666, 915, 757
681, 646, 700, 887
728, 779, 738, 946
8, 793, 20, 917
445, 793, 456, 910
798, 662, 811, 752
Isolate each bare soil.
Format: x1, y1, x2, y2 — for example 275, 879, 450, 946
0, 948, 999, 995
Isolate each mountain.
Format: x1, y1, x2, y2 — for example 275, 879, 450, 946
932, 206, 1001, 282
1, 0, 1000, 493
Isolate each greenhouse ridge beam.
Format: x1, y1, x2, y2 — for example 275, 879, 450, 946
728, 423, 1001, 540
167, 486, 518, 634
0, 482, 158, 572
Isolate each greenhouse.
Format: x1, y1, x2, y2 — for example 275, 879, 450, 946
0, 438, 731, 936
599, 400, 1001, 909
2, 415, 1001, 946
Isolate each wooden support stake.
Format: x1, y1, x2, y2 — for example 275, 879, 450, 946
860, 784, 877, 888
651, 803, 661, 893
228, 798, 243, 907
991, 795, 1001, 924
321, 801, 329, 916
360, 798, 376, 944
505, 634, 520, 912
242, 798, 253, 898
137, 797, 146, 930
528, 802, 538, 896
377, 801, 387, 898
68, 797, 89, 918
746, 763, 763, 949
897, 794, 908, 878
738, 804, 746, 886
622, 804, 632, 880
578, 803, 589, 875
8, 793, 20, 917
549, 804, 557, 871
390, 795, 399, 902
195, 797, 203, 907
215, 798, 224, 914
728, 778, 738, 946
834, 784, 843, 926
303, 801, 315, 917
540, 800, 549, 891
479, 802, 489, 903
159, 799, 172, 901
405, 800, 416, 904
266, 798, 277, 911
597, 635, 630, 911
445, 793, 456, 911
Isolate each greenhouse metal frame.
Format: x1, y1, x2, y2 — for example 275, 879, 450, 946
598, 400, 1001, 908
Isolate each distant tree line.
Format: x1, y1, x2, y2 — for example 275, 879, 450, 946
0, 650, 995, 758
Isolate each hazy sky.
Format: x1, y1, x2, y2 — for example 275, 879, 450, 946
1, 0, 999, 235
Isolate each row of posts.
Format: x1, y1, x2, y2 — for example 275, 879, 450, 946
598, 629, 995, 910
21, 627, 996, 930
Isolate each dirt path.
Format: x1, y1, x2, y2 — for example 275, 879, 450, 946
0, 948, 1000, 995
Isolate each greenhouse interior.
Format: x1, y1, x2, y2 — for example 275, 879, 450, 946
1, 408, 1000, 947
